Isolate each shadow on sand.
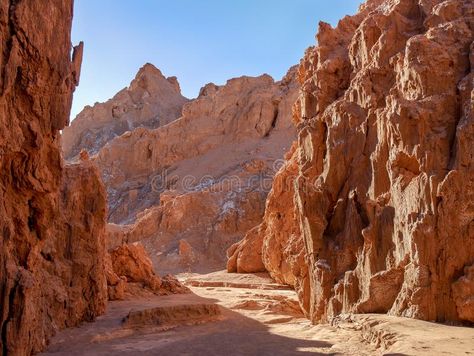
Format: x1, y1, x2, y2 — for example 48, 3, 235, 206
42, 291, 335, 356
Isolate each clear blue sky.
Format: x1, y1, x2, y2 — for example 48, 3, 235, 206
71, 0, 362, 119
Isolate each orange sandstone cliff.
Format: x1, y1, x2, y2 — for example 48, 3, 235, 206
0, 1, 109, 354
229, 0, 474, 323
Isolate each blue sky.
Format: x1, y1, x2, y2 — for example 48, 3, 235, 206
71, 0, 362, 119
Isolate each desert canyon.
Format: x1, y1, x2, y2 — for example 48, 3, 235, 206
0, 0, 473, 355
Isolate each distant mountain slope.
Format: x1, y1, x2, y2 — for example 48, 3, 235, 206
62, 63, 189, 159
64, 65, 299, 273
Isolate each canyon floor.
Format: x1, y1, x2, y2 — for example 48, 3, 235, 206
43, 271, 474, 356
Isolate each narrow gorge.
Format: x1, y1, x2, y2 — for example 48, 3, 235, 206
0, 0, 473, 355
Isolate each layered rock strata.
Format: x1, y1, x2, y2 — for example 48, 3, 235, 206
230, 0, 474, 323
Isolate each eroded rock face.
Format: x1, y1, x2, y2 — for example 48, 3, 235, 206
231, 0, 474, 323
97, 71, 297, 223
0, 1, 109, 354
80, 68, 299, 273
54, 161, 108, 322
62, 63, 189, 159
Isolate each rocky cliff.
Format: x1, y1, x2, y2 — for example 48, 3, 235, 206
96, 69, 299, 273
62, 63, 189, 159
0, 1, 109, 354
229, 0, 474, 323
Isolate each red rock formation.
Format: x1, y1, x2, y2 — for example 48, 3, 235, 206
97, 71, 297, 225
230, 0, 474, 324
105, 253, 127, 301
0, 1, 109, 354
227, 225, 266, 274
62, 63, 189, 159
67, 68, 299, 273
55, 161, 108, 321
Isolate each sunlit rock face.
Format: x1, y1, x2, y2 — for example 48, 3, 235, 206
230, 0, 474, 323
62, 63, 189, 159
0, 1, 109, 354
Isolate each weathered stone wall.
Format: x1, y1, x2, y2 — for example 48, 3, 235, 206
0, 1, 108, 354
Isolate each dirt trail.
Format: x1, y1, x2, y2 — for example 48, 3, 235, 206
42, 272, 474, 356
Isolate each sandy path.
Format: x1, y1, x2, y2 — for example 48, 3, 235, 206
42, 271, 474, 356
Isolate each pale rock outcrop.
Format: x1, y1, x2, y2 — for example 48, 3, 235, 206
230, 0, 474, 324
104, 167, 271, 273
0, 1, 109, 353
62, 63, 188, 159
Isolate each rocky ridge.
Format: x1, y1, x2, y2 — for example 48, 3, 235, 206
62, 63, 188, 159
229, 0, 474, 323
66, 65, 299, 273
